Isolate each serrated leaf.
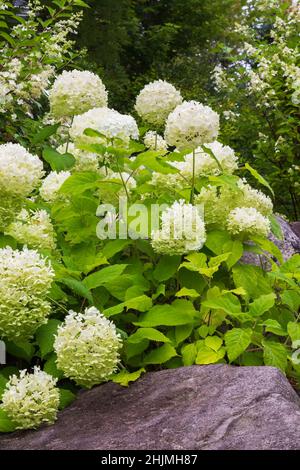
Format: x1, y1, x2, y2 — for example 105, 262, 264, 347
128, 328, 170, 344
224, 328, 252, 362
43, 147, 75, 171
244, 163, 274, 196
143, 344, 178, 365
5, 341, 34, 363
35, 319, 62, 359
181, 343, 197, 366
287, 322, 300, 348
134, 304, 195, 327
204, 336, 223, 351
44, 354, 64, 380
262, 339, 287, 372
176, 288, 200, 298
110, 368, 145, 387
83, 264, 128, 290
153, 255, 181, 282
58, 278, 93, 304
196, 343, 225, 364
125, 295, 152, 312
249, 293, 276, 317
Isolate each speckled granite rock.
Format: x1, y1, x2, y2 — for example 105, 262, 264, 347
291, 222, 300, 239
1, 365, 300, 450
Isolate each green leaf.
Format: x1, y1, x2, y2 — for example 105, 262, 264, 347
176, 288, 200, 298
244, 163, 274, 196
0, 235, 17, 249
262, 339, 287, 372
43, 147, 75, 171
5, 341, 34, 363
287, 322, 300, 348
35, 319, 62, 359
175, 324, 194, 345
31, 124, 60, 144
0, 409, 16, 433
125, 295, 152, 312
0, 375, 8, 399
143, 344, 178, 365
249, 293, 276, 317
196, 343, 225, 364
59, 389, 76, 410
59, 172, 99, 196
110, 368, 145, 387
44, 354, 64, 380
153, 255, 181, 282
58, 278, 93, 304
181, 343, 197, 366
103, 303, 125, 317
232, 264, 272, 300
224, 328, 252, 362
263, 320, 286, 336
128, 328, 171, 344
102, 239, 132, 259
269, 215, 283, 240
205, 230, 231, 255
204, 336, 223, 351
83, 264, 128, 290
134, 304, 195, 327
202, 293, 241, 315
125, 339, 149, 360
251, 236, 283, 264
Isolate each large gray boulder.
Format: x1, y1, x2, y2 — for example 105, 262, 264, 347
1, 365, 300, 450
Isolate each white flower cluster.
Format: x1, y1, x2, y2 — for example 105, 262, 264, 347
164, 101, 220, 149
195, 179, 273, 231
144, 131, 168, 152
0, 143, 44, 198
151, 200, 206, 255
135, 80, 182, 125
54, 307, 122, 388
70, 107, 139, 146
40, 171, 71, 202
172, 141, 238, 178
49, 70, 108, 118
1, 367, 59, 430
6, 209, 56, 251
0, 247, 54, 341
227, 207, 271, 237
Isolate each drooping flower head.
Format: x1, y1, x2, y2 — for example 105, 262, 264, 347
1, 367, 59, 430
54, 307, 122, 388
6, 209, 56, 251
164, 101, 220, 149
0, 247, 54, 341
70, 107, 139, 146
151, 200, 206, 255
227, 206, 271, 238
49, 70, 108, 118
39, 171, 71, 203
135, 80, 183, 125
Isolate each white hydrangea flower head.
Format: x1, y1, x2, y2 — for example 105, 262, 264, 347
135, 80, 182, 125
54, 307, 122, 388
150, 171, 185, 193
173, 141, 238, 179
40, 171, 71, 202
1, 366, 59, 430
227, 207, 271, 238
0, 247, 54, 341
57, 142, 99, 173
70, 107, 139, 146
6, 209, 56, 251
0, 143, 44, 198
49, 70, 108, 118
164, 101, 220, 149
237, 180, 273, 216
151, 200, 206, 255
144, 131, 168, 152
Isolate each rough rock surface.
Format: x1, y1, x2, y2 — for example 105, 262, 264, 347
242, 215, 300, 266
1, 365, 300, 450
291, 221, 300, 239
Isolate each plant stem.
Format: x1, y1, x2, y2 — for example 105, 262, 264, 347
116, 157, 130, 201
66, 115, 74, 153
190, 149, 196, 204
